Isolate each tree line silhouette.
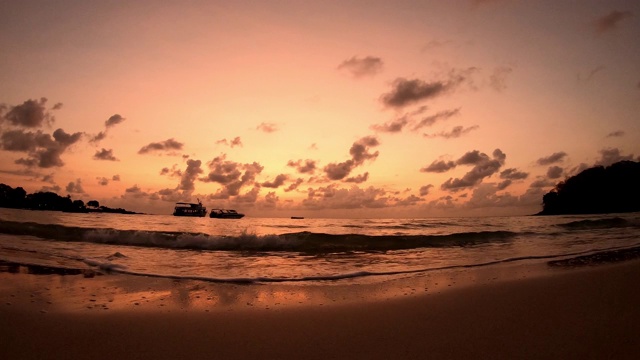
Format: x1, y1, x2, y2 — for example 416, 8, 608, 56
0, 183, 139, 214
538, 160, 640, 215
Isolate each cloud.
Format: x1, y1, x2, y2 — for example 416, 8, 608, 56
89, 114, 126, 144
261, 174, 288, 188
201, 154, 264, 198
594, 10, 633, 34
65, 178, 85, 194
337, 56, 384, 78
216, 136, 243, 148
93, 148, 118, 161
536, 151, 567, 166
138, 138, 184, 154
323, 136, 380, 181
178, 159, 203, 191
423, 125, 479, 139
530, 178, 556, 188
420, 159, 456, 173
411, 108, 461, 131
546, 166, 564, 179
97, 177, 109, 186
606, 130, 624, 138
500, 168, 529, 180
287, 159, 317, 174
0, 98, 57, 128
256, 122, 278, 133
105, 114, 125, 128
1, 128, 83, 168
419, 184, 434, 196
112, 174, 120, 181
489, 66, 513, 92
285, 178, 304, 192
380, 68, 477, 109
344, 172, 369, 184
302, 185, 389, 210
371, 117, 409, 133
594, 147, 634, 166
441, 149, 506, 191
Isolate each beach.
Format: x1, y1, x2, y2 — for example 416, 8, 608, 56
2, 259, 639, 360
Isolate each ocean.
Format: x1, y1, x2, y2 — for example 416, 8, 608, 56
1, 208, 639, 284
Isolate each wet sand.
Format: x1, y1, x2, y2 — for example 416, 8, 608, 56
1, 260, 639, 360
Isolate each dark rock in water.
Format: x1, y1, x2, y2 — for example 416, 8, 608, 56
537, 160, 640, 215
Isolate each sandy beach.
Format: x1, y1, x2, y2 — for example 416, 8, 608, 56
2, 259, 639, 360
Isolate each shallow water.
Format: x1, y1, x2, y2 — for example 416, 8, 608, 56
1, 208, 639, 284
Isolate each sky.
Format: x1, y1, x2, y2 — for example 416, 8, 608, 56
1, 0, 639, 218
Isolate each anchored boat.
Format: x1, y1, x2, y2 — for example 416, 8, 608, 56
173, 200, 207, 217
209, 209, 245, 219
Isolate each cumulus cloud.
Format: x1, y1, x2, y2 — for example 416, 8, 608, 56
201, 154, 264, 198
344, 172, 369, 184
380, 68, 477, 108
594, 10, 633, 34
261, 174, 288, 188
97, 177, 109, 186
256, 122, 278, 133
0, 98, 58, 128
606, 130, 624, 138
285, 178, 304, 192
65, 178, 85, 194
1, 128, 83, 168
441, 149, 506, 191
287, 159, 317, 174
323, 136, 380, 181
371, 118, 409, 133
93, 148, 118, 161
530, 178, 556, 188
337, 56, 384, 78
500, 168, 529, 180
594, 147, 634, 166
420, 159, 456, 173
546, 166, 564, 179
178, 159, 203, 191
216, 136, 243, 148
302, 185, 389, 210
536, 151, 567, 166
419, 184, 434, 196
105, 114, 125, 128
423, 125, 479, 139
112, 174, 120, 181
138, 138, 184, 154
89, 114, 126, 143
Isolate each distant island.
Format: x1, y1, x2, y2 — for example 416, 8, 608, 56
538, 160, 640, 215
0, 183, 141, 214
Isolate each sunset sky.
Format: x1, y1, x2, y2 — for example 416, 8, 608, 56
1, 0, 639, 217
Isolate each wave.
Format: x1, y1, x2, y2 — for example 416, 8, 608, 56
0, 219, 520, 253
556, 217, 632, 230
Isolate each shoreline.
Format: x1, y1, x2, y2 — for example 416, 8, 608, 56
2, 259, 639, 359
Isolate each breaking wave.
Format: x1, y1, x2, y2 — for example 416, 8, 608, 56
0, 219, 519, 253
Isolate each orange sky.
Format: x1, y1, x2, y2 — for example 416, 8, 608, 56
1, 0, 639, 217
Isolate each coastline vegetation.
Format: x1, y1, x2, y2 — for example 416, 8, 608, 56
0, 183, 140, 214
538, 160, 640, 215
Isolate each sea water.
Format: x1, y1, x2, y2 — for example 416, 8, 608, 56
1, 208, 639, 284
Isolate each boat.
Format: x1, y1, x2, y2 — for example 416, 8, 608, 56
209, 209, 245, 219
173, 200, 207, 217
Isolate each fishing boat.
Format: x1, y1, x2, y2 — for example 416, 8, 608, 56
209, 209, 245, 219
173, 200, 207, 217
